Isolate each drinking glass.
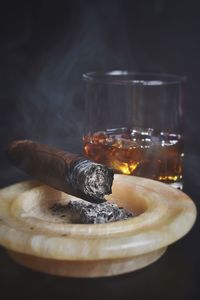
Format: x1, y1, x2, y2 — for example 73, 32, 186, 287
82, 71, 186, 189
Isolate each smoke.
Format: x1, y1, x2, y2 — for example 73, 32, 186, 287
0, 1, 138, 152
0, 0, 200, 190
0, 0, 167, 150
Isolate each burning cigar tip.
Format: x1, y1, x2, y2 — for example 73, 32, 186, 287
71, 160, 114, 200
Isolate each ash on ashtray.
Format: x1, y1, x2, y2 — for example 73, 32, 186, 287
50, 201, 133, 224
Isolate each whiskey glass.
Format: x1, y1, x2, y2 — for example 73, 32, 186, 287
82, 71, 186, 189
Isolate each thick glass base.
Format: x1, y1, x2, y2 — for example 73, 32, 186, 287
168, 181, 183, 190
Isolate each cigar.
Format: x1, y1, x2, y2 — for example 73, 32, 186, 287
7, 140, 114, 203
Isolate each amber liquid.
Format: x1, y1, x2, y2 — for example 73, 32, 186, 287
83, 128, 183, 188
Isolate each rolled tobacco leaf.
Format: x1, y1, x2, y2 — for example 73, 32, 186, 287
7, 140, 114, 203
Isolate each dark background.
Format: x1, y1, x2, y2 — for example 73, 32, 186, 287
0, 0, 199, 299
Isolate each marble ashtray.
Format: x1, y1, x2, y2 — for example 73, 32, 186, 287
0, 175, 197, 277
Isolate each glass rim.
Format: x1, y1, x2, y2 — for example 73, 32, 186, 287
82, 71, 187, 86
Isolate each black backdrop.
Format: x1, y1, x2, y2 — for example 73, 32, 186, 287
0, 1, 200, 299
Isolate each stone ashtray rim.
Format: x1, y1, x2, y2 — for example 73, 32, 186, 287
0, 175, 196, 263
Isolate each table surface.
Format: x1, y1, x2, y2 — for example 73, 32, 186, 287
0, 167, 199, 300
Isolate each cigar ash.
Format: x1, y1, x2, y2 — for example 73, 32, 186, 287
50, 201, 134, 224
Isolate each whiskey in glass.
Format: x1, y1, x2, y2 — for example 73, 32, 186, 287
83, 71, 185, 189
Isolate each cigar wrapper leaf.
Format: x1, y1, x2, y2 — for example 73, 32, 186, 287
6, 140, 114, 203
